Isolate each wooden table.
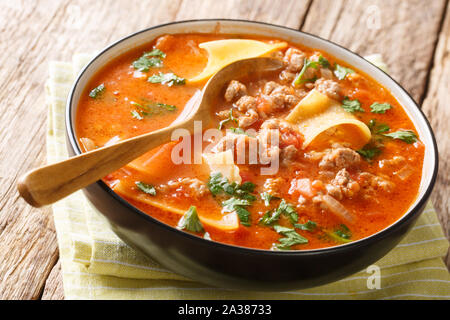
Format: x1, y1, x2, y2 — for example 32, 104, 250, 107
0, 0, 448, 300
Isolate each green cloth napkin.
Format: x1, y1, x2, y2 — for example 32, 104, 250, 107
47, 53, 450, 299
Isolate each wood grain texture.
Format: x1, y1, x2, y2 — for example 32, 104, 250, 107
0, 0, 311, 300
421, 3, 450, 265
0, 0, 448, 300
41, 261, 64, 300
301, 0, 447, 103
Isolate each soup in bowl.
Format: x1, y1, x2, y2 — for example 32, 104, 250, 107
66, 20, 437, 291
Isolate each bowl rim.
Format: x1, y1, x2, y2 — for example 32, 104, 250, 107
66, 18, 438, 257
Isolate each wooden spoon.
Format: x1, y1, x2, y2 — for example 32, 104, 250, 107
17, 57, 283, 207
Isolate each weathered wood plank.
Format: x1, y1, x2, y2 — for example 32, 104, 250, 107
174, 0, 312, 29
0, 0, 312, 300
41, 260, 64, 300
420, 3, 450, 267
301, 0, 447, 103
0, 0, 184, 300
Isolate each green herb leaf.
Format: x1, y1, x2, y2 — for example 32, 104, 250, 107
229, 127, 254, 136
334, 64, 355, 80
383, 130, 418, 144
273, 225, 308, 249
148, 72, 185, 86
131, 110, 144, 120
222, 197, 252, 226
334, 224, 351, 239
259, 209, 281, 225
130, 100, 177, 119
143, 48, 166, 58
177, 206, 204, 233
318, 55, 330, 68
341, 97, 364, 113
294, 220, 317, 231
293, 58, 319, 85
89, 83, 105, 99
207, 173, 256, 227
135, 181, 156, 195
368, 119, 390, 134
260, 192, 280, 207
278, 199, 298, 223
370, 102, 393, 114
326, 224, 352, 243
132, 56, 163, 72
218, 109, 238, 130
259, 198, 298, 225
357, 145, 382, 160
207, 172, 256, 201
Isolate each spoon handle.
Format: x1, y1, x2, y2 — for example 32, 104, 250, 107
17, 122, 189, 207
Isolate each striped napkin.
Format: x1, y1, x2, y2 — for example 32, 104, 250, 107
46, 53, 450, 299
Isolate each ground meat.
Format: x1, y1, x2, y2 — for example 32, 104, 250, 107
238, 108, 259, 128
260, 81, 300, 112
359, 172, 394, 193
212, 132, 259, 165
258, 119, 302, 166
279, 70, 296, 83
320, 68, 334, 80
325, 169, 360, 200
319, 145, 361, 171
280, 145, 299, 166
235, 95, 258, 112
315, 78, 342, 100
159, 178, 207, 199
263, 177, 286, 196
284, 48, 306, 72
224, 80, 247, 102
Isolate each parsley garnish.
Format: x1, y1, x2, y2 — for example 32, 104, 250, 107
334, 64, 354, 80
207, 172, 256, 201
131, 99, 176, 119
383, 130, 418, 144
326, 224, 352, 243
148, 72, 185, 86
341, 97, 364, 113
143, 48, 166, 58
358, 120, 391, 160
259, 199, 298, 225
222, 197, 252, 226
132, 49, 166, 72
177, 206, 204, 233
368, 119, 390, 134
318, 55, 330, 68
135, 181, 156, 195
132, 56, 162, 72
293, 58, 319, 85
89, 83, 105, 99
357, 145, 382, 160
229, 127, 248, 136
260, 192, 279, 207
207, 173, 256, 226
218, 109, 238, 130
273, 225, 308, 249
370, 102, 392, 114
294, 220, 317, 231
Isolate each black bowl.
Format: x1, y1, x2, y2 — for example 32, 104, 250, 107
66, 20, 438, 291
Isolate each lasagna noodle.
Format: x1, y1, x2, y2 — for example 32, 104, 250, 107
113, 181, 239, 231
188, 39, 287, 83
286, 89, 371, 149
